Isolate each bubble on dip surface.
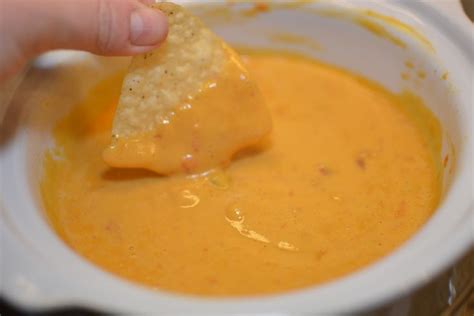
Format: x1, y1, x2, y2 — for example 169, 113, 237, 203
40, 51, 441, 296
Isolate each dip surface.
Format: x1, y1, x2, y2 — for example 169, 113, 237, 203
41, 51, 441, 296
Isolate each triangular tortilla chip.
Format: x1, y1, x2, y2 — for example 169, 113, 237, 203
104, 2, 271, 174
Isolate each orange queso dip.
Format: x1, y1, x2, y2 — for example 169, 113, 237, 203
41, 50, 441, 296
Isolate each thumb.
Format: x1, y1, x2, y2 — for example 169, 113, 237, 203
0, 0, 168, 81
23, 0, 168, 54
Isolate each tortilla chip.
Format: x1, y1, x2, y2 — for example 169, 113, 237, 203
112, 2, 229, 137
105, 2, 272, 174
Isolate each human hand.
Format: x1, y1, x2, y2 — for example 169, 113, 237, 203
0, 0, 168, 82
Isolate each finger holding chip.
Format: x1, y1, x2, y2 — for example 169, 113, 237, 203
103, 2, 272, 175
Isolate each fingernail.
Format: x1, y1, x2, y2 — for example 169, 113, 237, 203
130, 8, 168, 46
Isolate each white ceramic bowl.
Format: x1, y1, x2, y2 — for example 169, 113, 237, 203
1, 0, 473, 314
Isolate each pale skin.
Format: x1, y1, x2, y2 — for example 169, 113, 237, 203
0, 0, 169, 83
